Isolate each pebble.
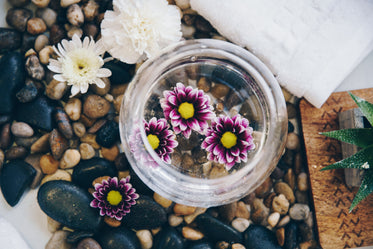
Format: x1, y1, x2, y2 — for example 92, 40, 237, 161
286, 133, 300, 151
289, 204, 310, 221
277, 215, 291, 228
72, 157, 117, 189
80, 134, 100, 149
216, 241, 230, 249
40, 154, 59, 175
181, 153, 194, 169
27, 17, 47, 35
76, 238, 101, 249
243, 225, 281, 249
60, 149, 81, 169
182, 226, 204, 240
0, 123, 12, 150
39, 45, 54, 65
181, 24, 196, 39
286, 103, 297, 119
73, 122, 86, 138
195, 213, 242, 243
34, 34, 49, 52
0, 52, 25, 114
188, 241, 214, 249
103, 216, 121, 228
38, 180, 102, 230
153, 227, 184, 249
8, 0, 30, 7
26, 54, 45, 80
231, 217, 250, 232
15, 135, 39, 148
297, 172, 309, 191
66, 230, 95, 244
295, 190, 309, 204
67, 26, 83, 39
49, 129, 69, 160
284, 168, 296, 190
0, 160, 36, 206
82, 0, 99, 22
153, 192, 173, 208
95, 121, 119, 148
35, 8, 57, 28
0, 149, 4, 170
218, 201, 237, 222
23, 155, 42, 188
268, 212, 280, 227
254, 176, 272, 198
5, 146, 29, 160
174, 203, 197, 216
100, 145, 119, 162
298, 222, 314, 242
46, 79, 68, 100
32, 0, 50, 8
83, 94, 110, 119
251, 198, 269, 225
16, 79, 39, 103
88, 119, 107, 134
235, 201, 250, 219
54, 108, 74, 139
294, 152, 304, 175
274, 182, 295, 204
79, 143, 95, 160
82, 23, 99, 39
61, 0, 80, 8
96, 226, 141, 249
11, 122, 34, 137
45, 231, 72, 249
211, 83, 230, 99
232, 244, 245, 249
197, 76, 211, 92
194, 16, 214, 33
113, 94, 123, 112
67, 4, 84, 26
263, 192, 276, 208
272, 194, 290, 215
47, 216, 61, 233
41, 169, 71, 185
136, 230, 153, 249
175, 0, 190, 9
6, 7, 33, 32
168, 214, 183, 227
276, 227, 285, 247
63, 98, 81, 122
0, 28, 22, 53
49, 24, 66, 45
184, 207, 207, 224
284, 222, 298, 249
31, 133, 50, 153
271, 167, 285, 180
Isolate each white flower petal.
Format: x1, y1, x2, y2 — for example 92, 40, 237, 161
80, 82, 89, 93
96, 68, 112, 77
93, 78, 106, 88
54, 74, 66, 82
70, 84, 81, 97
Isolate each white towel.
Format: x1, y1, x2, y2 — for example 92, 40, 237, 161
0, 217, 31, 249
190, 0, 373, 108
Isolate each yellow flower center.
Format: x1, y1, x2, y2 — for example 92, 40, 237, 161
220, 131, 237, 149
178, 102, 194, 119
147, 134, 160, 150
106, 190, 122, 206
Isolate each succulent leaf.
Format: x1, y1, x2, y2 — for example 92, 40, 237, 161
321, 144, 373, 171
349, 169, 373, 212
349, 92, 373, 126
321, 128, 373, 148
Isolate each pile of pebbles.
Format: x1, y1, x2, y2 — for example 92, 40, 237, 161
0, 0, 320, 248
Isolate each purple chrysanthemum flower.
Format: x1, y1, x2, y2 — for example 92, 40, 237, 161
160, 82, 215, 138
201, 115, 255, 170
90, 176, 139, 220
129, 117, 178, 168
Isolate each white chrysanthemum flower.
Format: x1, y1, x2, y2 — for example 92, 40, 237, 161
47, 35, 112, 97
100, 0, 182, 64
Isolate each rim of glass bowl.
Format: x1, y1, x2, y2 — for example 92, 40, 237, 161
119, 39, 288, 207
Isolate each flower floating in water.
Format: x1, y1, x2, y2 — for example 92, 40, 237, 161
100, 0, 182, 63
90, 176, 139, 220
130, 118, 178, 167
202, 115, 255, 170
160, 82, 215, 138
47, 34, 111, 97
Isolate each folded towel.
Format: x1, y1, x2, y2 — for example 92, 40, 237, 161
0, 217, 31, 249
190, 0, 373, 108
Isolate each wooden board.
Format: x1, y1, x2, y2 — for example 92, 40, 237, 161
299, 88, 373, 249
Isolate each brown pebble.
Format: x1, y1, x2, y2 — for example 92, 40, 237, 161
110, 84, 128, 97
83, 94, 111, 119
31, 133, 50, 153
101, 145, 119, 161
263, 192, 276, 208
49, 129, 69, 160
254, 176, 272, 198
104, 216, 121, 227
274, 182, 295, 204
276, 227, 285, 246
92, 176, 110, 186
211, 83, 230, 99
27, 17, 47, 35
0, 149, 4, 171
286, 132, 300, 151
297, 172, 309, 191
11, 121, 34, 137
46, 79, 67, 100
218, 202, 237, 222
180, 153, 194, 170
82, 23, 99, 39
182, 227, 204, 240
231, 243, 245, 249
32, 0, 50, 8
49, 24, 66, 45
286, 102, 297, 119
79, 114, 97, 127
197, 77, 211, 92
284, 168, 296, 190
64, 98, 82, 121
251, 198, 269, 225
5, 146, 28, 160
73, 122, 86, 138
6, 7, 32, 32
55, 107, 74, 139
67, 4, 84, 26
153, 192, 173, 208
194, 15, 214, 33
208, 164, 228, 179
0, 123, 12, 150
26, 54, 45, 80
41, 169, 71, 185
113, 94, 123, 113
294, 152, 304, 175
82, 0, 99, 22
88, 119, 107, 134
79, 142, 95, 160
24, 154, 43, 188
277, 215, 291, 227
235, 201, 250, 219
114, 153, 130, 171
242, 192, 256, 205
80, 133, 100, 149
76, 238, 102, 249
174, 203, 196, 216
272, 194, 290, 215
40, 154, 59, 174
216, 241, 230, 249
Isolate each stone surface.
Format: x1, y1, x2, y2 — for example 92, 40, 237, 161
231, 217, 250, 232
24, 154, 43, 188
96, 226, 141, 249
122, 196, 167, 230
187, 241, 214, 249
76, 238, 102, 249
283, 222, 298, 249
136, 230, 153, 249
11, 122, 34, 137
45, 230, 72, 249
0, 52, 25, 114
274, 182, 295, 204
95, 121, 119, 148
103, 60, 134, 85
153, 227, 185, 249
289, 204, 310, 221
6, 7, 33, 32
0, 160, 36, 206
72, 157, 117, 189
83, 94, 110, 119
243, 225, 282, 249
49, 129, 69, 160
0, 28, 22, 54
54, 107, 74, 139
37, 180, 102, 231
16, 79, 40, 103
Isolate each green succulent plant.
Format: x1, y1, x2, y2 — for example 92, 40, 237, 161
321, 93, 373, 212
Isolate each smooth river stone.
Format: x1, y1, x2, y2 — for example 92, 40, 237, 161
243, 224, 282, 249
0, 52, 25, 114
72, 157, 117, 189
187, 241, 214, 249
121, 196, 167, 230
15, 96, 56, 131
103, 60, 134, 85
0, 28, 22, 53
37, 180, 102, 231
195, 213, 243, 244
96, 226, 140, 249
153, 227, 185, 249
0, 160, 36, 206
95, 121, 119, 148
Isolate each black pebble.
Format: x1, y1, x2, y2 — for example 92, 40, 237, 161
96, 120, 120, 148
0, 160, 36, 206
153, 226, 185, 249
288, 121, 294, 133
0, 28, 22, 54
243, 224, 281, 249
96, 226, 141, 249
283, 221, 298, 249
103, 60, 134, 85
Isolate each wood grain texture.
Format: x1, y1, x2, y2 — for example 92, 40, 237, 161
299, 88, 373, 249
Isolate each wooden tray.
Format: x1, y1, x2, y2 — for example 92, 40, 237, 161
299, 88, 373, 249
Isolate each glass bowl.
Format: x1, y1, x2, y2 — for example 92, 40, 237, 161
119, 39, 287, 207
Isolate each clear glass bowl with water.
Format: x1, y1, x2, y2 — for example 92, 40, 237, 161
119, 39, 287, 207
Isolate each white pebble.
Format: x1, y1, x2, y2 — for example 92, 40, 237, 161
60, 149, 81, 169
67, 4, 84, 26
231, 218, 250, 232
39, 46, 54, 65
61, 0, 80, 8
267, 212, 280, 227
136, 230, 153, 249
32, 0, 50, 8
168, 214, 183, 227
64, 98, 82, 121
79, 143, 95, 160
175, 0, 190, 9
11, 122, 34, 137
